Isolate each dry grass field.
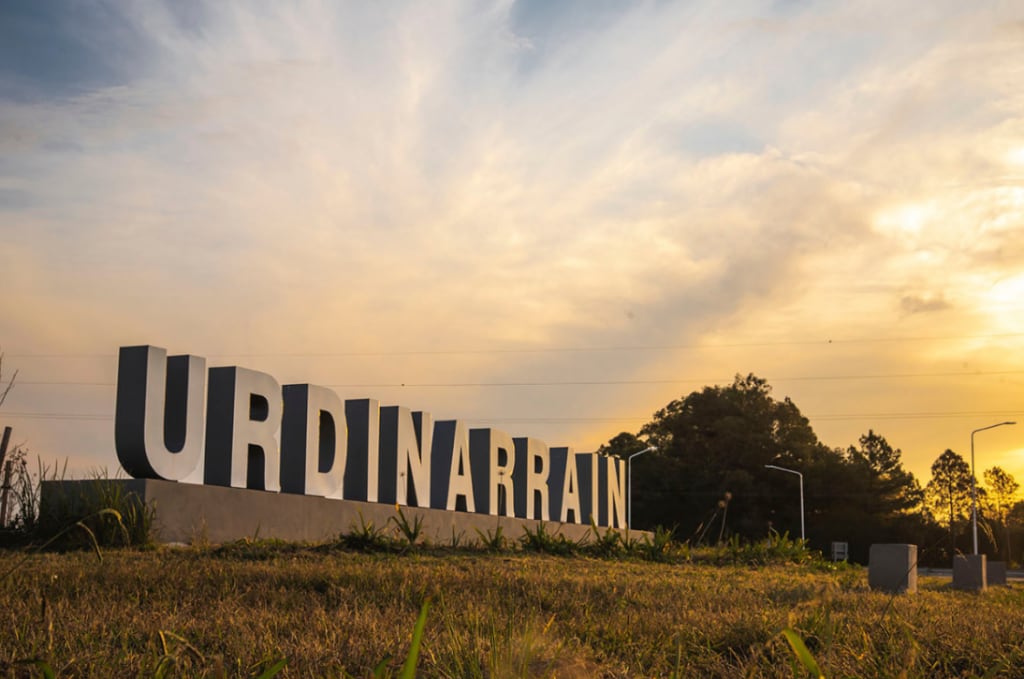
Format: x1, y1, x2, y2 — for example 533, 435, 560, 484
2, 541, 1024, 677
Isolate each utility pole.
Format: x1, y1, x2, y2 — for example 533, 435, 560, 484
764, 464, 805, 543
0, 426, 10, 470
971, 421, 1016, 555
627, 446, 657, 531
0, 426, 11, 527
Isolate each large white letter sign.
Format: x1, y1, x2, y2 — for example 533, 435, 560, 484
111, 342, 625, 529
342, 399, 381, 502
408, 411, 433, 507
606, 455, 627, 529
447, 421, 475, 512
379, 406, 432, 507
469, 428, 516, 517
115, 345, 206, 482
280, 384, 347, 498
550, 446, 581, 524
513, 437, 550, 521
574, 453, 597, 525
430, 420, 475, 512
204, 366, 283, 492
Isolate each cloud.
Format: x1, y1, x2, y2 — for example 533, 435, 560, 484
0, 1, 1022, 476
900, 294, 952, 316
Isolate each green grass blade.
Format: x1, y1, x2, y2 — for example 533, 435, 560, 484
153, 656, 174, 679
372, 655, 393, 678
74, 520, 103, 563
159, 630, 205, 662
15, 660, 56, 679
38, 660, 57, 679
95, 507, 124, 522
1, 507, 121, 584
980, 660, 1007, 679
255, 658, 287, 678
398, 599, 431, 679
781, 628, 824, 679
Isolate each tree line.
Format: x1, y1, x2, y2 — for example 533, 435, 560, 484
601, 374, 1021, 566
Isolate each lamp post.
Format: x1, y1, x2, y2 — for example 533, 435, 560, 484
627, 445, 656, 530
970, 421, 1016, 555
765, 464, 804, 543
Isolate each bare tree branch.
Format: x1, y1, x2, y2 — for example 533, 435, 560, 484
0, 350, 17, 408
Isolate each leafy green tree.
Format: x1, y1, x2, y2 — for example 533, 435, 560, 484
631, 374, 830, 542
1008, 500, 1024, 565
845, 430, 923, 515
613, 376, 932, 561
819, 431, 928, 562
924, 449, 973, 552
983, 466, 1020, 561
597, 432, 648, 459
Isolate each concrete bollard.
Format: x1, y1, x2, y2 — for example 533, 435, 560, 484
953, 554, 987, 591
868, 544, 918, 593
986, 560, 1007, 587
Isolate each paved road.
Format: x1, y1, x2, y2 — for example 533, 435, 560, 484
918, 567, 1024, 582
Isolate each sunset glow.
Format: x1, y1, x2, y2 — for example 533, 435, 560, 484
1, 1, 1021, 489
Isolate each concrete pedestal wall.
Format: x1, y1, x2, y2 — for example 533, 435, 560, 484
40, 479, 641, 545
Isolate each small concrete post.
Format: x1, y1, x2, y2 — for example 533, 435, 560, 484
953, 554, 987, 591
987, 561, 1008, 587
868, 544, 918, 593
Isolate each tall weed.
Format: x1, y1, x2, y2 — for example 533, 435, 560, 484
519, 522, 582, 556
36, 475, 155, 549
340, 512, 394, 551
585, 521, 625, 557
475, 524, 508, 552
388, 507, 425, 548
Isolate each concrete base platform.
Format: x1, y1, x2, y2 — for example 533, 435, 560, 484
40, 479, 639, 546
868, 544, 918, 593
953, 554, 987, 591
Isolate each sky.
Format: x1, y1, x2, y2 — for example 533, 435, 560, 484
1, 0, 1022, 490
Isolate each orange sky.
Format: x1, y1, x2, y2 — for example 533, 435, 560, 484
1, 1, 1022, 491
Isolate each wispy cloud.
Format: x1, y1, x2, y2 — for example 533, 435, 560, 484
1, 0, 1022, 477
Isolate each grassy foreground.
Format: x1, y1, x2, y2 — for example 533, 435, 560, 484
2, 545, 1023, 677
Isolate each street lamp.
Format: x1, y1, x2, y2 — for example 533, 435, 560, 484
627, 446, 657, 530
970, 421, 1016, 555
765, 464, 804, 543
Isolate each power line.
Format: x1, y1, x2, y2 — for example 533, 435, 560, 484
812, 410, 1024, 422
18, 382, 115, 386
3, 409, 1022, 423
1, 412, 111, 421
6, 331, 1024, 359
14, 369, 1024, 388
